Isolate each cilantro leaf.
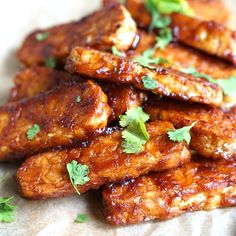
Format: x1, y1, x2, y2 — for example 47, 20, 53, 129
112, 46, 125, 57
142, 76, 158, 89
167, 122, 196, 144
119, 107, 150, 154
76, 96, 81, 103
119, 107, 150, 127
134, 48, 169, 68
35, 31, 49, 41
122, 118, 150, 154
75, 213, 88, 223
66, 160, 90, 195
27, 124, 40, 140
181, 66, 236, 96
0, 197, 16, 223
45, 57, 57, 68
155, 28, 173, 49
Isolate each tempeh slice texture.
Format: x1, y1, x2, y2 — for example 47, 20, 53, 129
0, 80, 110, 161
103, 158, 236, 225
66, 46, 223, 106
145, 99, 236, 159
16, 121, 191, 199
17, 5, 137, 67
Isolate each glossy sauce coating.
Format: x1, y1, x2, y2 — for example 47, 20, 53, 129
103, 158, 236, 225
8, 66, 146, 122
16, 121, 191, 199
66, 46, 223, 106
171, 13, 236, 65
103, 0, 229, 28
0, 81, 110, 161
17, 5, 137, 66
145, 99, 236, 159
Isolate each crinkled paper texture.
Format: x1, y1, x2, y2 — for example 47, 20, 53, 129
0, 0, 236, 235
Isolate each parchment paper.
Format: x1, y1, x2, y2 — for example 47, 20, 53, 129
0, 1, 235, 235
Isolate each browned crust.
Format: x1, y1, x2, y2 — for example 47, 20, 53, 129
8, 66, 146, 122
103, 158, 236, 225
145, 99, 236, 159
17, 5, 137, 67
171, 13, 236, 65
65, 46, 223, 106
0, 81, 110, 161
16, 121, 191, 199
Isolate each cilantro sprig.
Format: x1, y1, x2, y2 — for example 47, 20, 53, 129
167, 122, 196, 144
112, 46, 125, 57
66, 160, 90, 195
119, 107, 150, 154
27, 124, 40, 140
181, 66, 236, 96
134, 48, 169, 68
142, 76, 158, 89
0, 197, 16, 223
155, 28, 173, 49
75, 213, 88, 223
35, 31, 49, 41
45, 57, 57, 68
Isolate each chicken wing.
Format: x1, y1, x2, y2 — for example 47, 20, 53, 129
145, 98, 236, 159
17, 5, 137, 67
171, 13, 236, 65
103, 158, 236, 225
0, 81, 110, 161
16, 121, 191, 199
65, 46, 223, 106
103, 0, 229, 28
8, 66, 146, 122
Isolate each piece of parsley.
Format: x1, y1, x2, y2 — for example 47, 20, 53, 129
75, 213, 88, 223
155, 28, 173, 49
119, 107, 150, 154
119, 107, 150, 127
0, 197, 16, 223
167, 122, 196, 144
35, 31, 49, 41
27, 124, 40, 140
66, 160, 90, 195
134, 48, 169, 68
76, 96, 81, 103
142, 76, 158, 89
44, 57, 57, 68
181, 66, 236, 96
111, 46, 125, 57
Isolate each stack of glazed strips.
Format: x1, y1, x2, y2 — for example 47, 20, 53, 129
1, 0, 235, 226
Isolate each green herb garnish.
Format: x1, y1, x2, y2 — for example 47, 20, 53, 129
134, 48, 169, 68
44, 57, 57, 68
167, 122, 196, 144
142, 76, 158, 89
112, 46, 125, 57
66, 160, 90, 195
35, 31, 49, 41
119, 107, 150, 154
155, 28, 173, 49
75, 213, 88, 223
27, 124, 40, 140
76, 96, 81, 103
0, 197, 16, 223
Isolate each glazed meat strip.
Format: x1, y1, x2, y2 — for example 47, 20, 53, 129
8, 66, 146, 122
103, 0, 229, 28
129, 31, 236, 80
145, 99, 236, 159
103, 158, 236, 225
0, 81, 110, 161
171, 13, 236, 65
16, 121, 191, 199
66, 47, 223, 106
17, 5, 137, 67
